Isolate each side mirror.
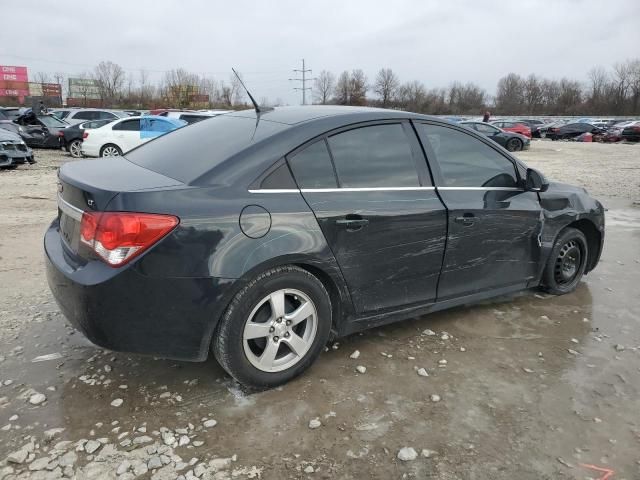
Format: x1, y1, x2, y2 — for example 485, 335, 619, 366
526, 168, 549, 192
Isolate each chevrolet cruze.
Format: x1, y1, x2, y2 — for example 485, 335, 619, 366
45, 106, 604, 387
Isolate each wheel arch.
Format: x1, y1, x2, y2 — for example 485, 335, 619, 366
565, 219, 602, 273
201, 254, 353, 360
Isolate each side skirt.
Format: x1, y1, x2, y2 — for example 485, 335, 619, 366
339, 282, 531, 336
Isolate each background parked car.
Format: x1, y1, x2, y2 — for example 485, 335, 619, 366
0, 129, 35, 169
548, 122, 606, 140
621, 122, 640, 142
152, 109, 233, 124
490, 120, 532, 138
50, 108, 128, 125
515, 119, 545, 138
14, 111, 70, 148
460, 121, 530, 151
59, 119, 116, 158
81, 115, 186, 157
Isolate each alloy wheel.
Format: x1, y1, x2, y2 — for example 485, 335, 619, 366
242, 289, 317, 373
102, 146, 120, 157
70, 140, 83, 158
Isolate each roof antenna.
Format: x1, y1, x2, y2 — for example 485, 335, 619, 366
232, 68, 262, 114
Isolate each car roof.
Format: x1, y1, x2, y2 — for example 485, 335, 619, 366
226, 105, 432, 126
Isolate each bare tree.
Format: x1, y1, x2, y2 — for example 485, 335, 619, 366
313, 70, 335, 105
495, 73, 525, 114
373, 68, 399, 107
162, 68, 200, 108
33, 72, 51, 84
94, 61, 125, 104
349, 69, 368, 106
586, 67, 609, 114
522, 74, 544, 114
334, 71, 350, 105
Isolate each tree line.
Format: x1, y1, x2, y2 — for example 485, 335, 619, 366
316, 58, 640, 116
32, 58, 640, 115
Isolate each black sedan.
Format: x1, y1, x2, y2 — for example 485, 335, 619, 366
46, 106, 604, 388
15, 111, 70, 148
60, 119, 115, 158
460, 121, 530, 151
548, 122, 606, 141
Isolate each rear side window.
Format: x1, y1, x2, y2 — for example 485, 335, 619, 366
113, 119, 141, 131
97, 111, 116, 120
327, 124, 419, 188
417, 124, 518, 188
74, 111, 97, 120
288, 140, 337, 189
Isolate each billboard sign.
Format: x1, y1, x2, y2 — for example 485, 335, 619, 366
0, 65, 29, 83
68, 77, 101, 100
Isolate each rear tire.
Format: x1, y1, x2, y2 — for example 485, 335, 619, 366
541, 227, 588, 295
212, 265, 332, 388
69, 139, 83, 158
100, 144, 122, 157
506, 138, 523, 152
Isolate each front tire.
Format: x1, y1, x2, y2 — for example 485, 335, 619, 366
213, 265, 332, 388
541, 227, 588, 295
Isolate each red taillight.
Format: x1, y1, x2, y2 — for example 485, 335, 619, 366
80, 212, 179, 267
82, 132, 89, 139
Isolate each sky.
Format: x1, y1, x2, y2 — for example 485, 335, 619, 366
3, 0, 640, 105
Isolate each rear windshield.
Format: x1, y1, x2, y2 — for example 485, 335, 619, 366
126, 115, 287, 183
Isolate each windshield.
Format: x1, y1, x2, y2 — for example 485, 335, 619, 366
126, 115, 288, 183
39, 115, 69, 128
51, 110, 70, 119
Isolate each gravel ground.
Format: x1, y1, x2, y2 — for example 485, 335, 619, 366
0, 142, 639, 479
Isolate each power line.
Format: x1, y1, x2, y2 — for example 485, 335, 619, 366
289, 59, 315, 105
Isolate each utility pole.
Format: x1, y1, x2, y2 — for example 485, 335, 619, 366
289, 59, 315, 105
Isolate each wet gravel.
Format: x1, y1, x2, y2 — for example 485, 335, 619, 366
0, 143, 639, 479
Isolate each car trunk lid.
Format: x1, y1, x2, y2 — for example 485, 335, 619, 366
57, 157, 182, 256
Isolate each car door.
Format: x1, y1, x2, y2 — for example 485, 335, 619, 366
112, 118, 141, 152
287, 121, 447, 314
415, 122, 543, 301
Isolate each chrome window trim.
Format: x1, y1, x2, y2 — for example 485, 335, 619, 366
248, 187, 436, 194
248, 189, 299, 194
437, 187, 522, 191
57, 194, 84, 221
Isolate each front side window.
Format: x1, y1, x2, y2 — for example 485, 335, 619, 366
287, 140, 337, 189
476, 123, 500, 135
327, 124, 419, 188
417, 124, 518, 188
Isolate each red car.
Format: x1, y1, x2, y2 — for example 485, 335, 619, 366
491, 121, 532, 138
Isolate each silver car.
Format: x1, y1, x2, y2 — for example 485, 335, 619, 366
0, 129, 35, 169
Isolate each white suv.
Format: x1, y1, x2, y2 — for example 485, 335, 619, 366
51, 109, 129, 125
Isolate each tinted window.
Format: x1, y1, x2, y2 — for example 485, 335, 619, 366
113, 119, 141, 131
97, 111, 117, 120
179, 114, 208, 124
148, 119, 174, 132
260, 162, 297, 189
74, 111, 96, 120
475, 123, 500, 134
288, 140, 337, 189
126, 115, 287, 183
418, 124, 518, 188
327, 124, 419, 188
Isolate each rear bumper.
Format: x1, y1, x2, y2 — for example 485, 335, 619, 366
81, 143, 100, 157
44, 220, 237, 361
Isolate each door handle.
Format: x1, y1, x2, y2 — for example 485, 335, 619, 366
336, 215, 369, 230
454, 214, 477, 226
